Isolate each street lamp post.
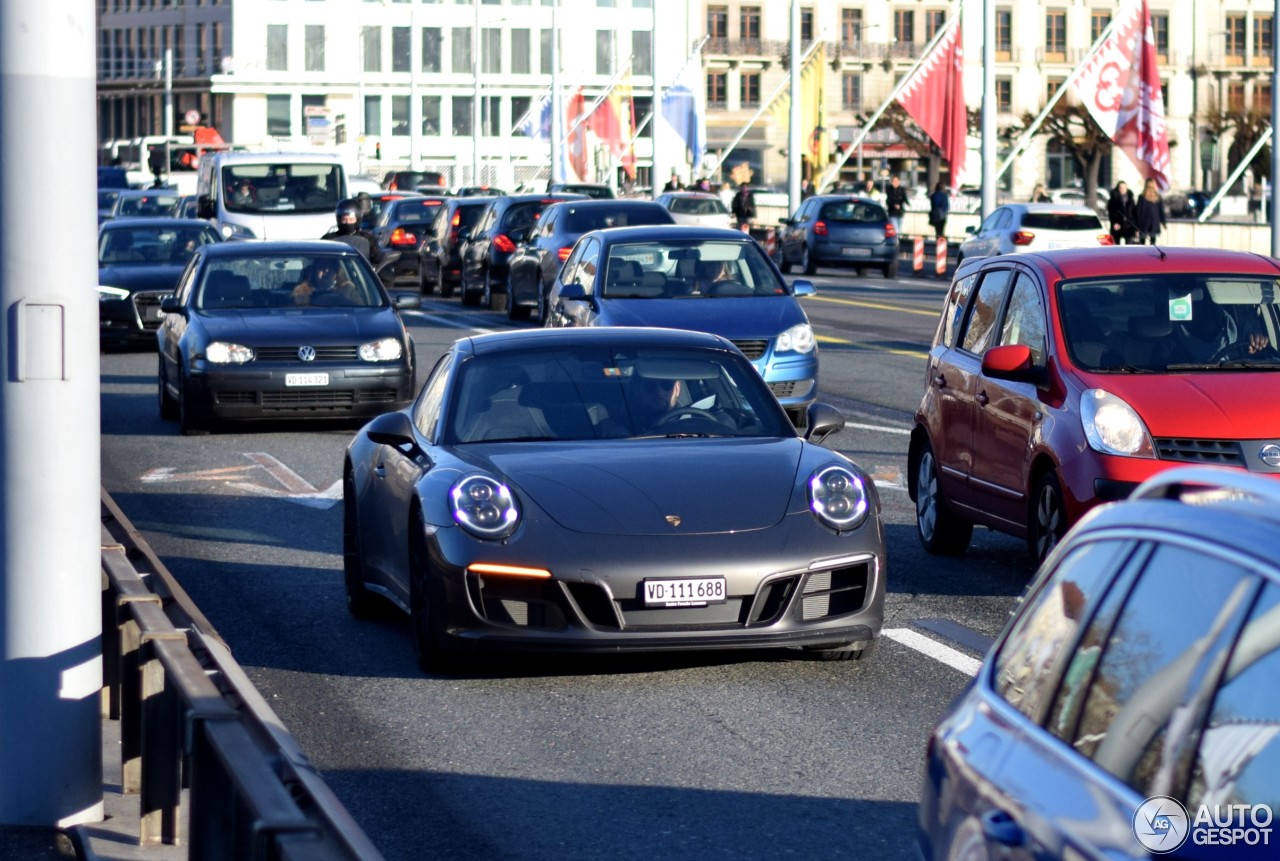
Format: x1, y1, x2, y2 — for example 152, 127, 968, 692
472, 1, 480, 184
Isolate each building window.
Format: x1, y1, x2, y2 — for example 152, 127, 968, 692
996, 8, 1012, 59
511, 29, 531, 74
1045, 76, 1064, 103
364, 94, 381, 136
304, 25, 324, 71
996, 76, 1011, 112
481, 95, 500, 136
195, 22, 205, 72
422, 95, 441, 135
740, 71, 761, 107
741, 6, 760, 42
632, 30, 651, 76
801, 8, 813, 43
841, 8, 864, 46
924, 9, 945, 41
1228, 81, 1246, 112
391, 95, 409, 135
1150, 13, 1168, 62
266, 24, 287, 71
1225, 15, 1246, 63
1255, 81, 1273, 113
596, 29, 612, 75
267, 93, 291, 135
301, 94, 325, 135
707, 70, 727, 107
452, 95, 472, 137
707, 6, 727, 39
1090, 10, 1110, 43
362, 26, 381, 73
422, 28, 441, 73
540, 28, 552, 75
893, 9, 914, 46
841, 72, 861, 110
482, 28, 501, 73
390, 26, 409, 73
1255, 14, 1273, 65
511, 95, 531, 132
1045, 10, 1066, 61
452, 27, 471, 74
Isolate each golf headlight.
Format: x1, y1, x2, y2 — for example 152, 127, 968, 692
777, 323, 815, 354
451, 475, 520, 539
1080, 388, 1154, 457
205, 341, 254, 364
359, 337, 403, 362
808, 465, 869, 530
98, 286, 129, 302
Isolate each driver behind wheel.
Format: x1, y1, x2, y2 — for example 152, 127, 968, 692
626, 375, 683, 430
1175, 299, 1270, 361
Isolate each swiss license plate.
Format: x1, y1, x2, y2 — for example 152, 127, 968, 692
643, 577, 727, 607
285, 373, 330, 387
841, 247, 871, 257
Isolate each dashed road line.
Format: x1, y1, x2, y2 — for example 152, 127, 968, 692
882, 628, 983, 677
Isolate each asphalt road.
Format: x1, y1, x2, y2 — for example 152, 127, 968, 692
97, 267, 1036, 860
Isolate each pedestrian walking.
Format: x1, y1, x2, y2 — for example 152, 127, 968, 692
1107, 181, 1137, 245
731, 183, 756, 232
928, 182, 950, 240
885, 175, 909, 234
1031, 182, 1051, 203
1135, 178, 1166, 245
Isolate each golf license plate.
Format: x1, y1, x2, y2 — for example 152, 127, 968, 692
841, 247, 871, 257
285, 373, 330, 387
643, 577, 727, 607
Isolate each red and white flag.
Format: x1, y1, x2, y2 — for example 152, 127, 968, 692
896, 13, 967, 189
1071, 0, 1172, 190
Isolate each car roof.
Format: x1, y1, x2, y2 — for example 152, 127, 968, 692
1003, 202, 1097, 214
197, 239, 365, 259
462, 325, 736, 356
492, 193, 589, 206
586, 225, 759, 243
659, 191, 722, 199
100, 217, 215, 232
999, 245, 1280, 280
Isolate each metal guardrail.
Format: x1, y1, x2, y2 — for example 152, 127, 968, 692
100, 489, 384, 861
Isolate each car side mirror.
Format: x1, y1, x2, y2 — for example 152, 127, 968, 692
791, 280, 816, 297
393, 293, 422, 311
365, 411, 420, 452
779, 217, 791, 226
965, 226, 976, 235
804, 403, 845, 445
982, 344, 1045, 384
559, 282, 591, 301
457, 227, 472, 242
159, 295, 184, 315
196, 194, 214, 219
510, 227, 530, 244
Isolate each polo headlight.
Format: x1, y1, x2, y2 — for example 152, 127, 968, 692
359, 337, 403, 362
1080, 388, 1154, 457
808, 465, 869, 530
451, 475, 520, 539
205, 341, 254, 364
777, 323, 815, 354
98, 286, 129, 302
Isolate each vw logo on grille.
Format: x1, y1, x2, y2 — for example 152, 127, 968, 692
1260, 443, 1280, 467
298, 346, 316, 363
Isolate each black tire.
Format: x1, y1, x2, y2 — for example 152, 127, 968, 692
487, 270, 508, 312
409, 512, 454, 674
534, 285, 547, 324
158, 357, 178, 420
460, 269, 480, 306
440, 277, 455, 299
802, 244, 817, 275
1028, 471, 1067, 565
914, 440, 972, 555
177, 370, 209, 436
342, 473, 381, 619
805, 638, 879, 662
419, 268, 435, 296
779, 249, 793, 274
885, 257, 899, 279
507, 296, 531, 321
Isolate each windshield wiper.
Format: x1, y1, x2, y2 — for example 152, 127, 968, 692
1166, 360, 1279, 371
1097, 364, 1157, 374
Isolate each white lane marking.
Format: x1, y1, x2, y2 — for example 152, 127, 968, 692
882, 628, 982, 677
846, 421, 910, 436
408, 310, 498, 333
141, 453, 341, 509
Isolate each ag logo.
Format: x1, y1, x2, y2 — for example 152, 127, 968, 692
1133, 796, 1190, 853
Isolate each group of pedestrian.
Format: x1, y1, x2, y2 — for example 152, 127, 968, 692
1107, 179, 1166, 245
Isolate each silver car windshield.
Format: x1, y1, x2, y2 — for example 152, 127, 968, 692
601, 240, 784, 299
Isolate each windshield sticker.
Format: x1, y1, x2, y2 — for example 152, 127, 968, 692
1169, 294, 1193, 321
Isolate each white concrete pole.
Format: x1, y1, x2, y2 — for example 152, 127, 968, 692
980, 0, 995, 217
0, 0, 104, 827
787, 0, 801, 211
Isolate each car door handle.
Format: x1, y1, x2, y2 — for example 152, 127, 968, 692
980, 809, 1025, 847
976, 390, 990, 406
373, 463, 386, 478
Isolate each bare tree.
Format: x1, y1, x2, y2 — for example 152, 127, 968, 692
1003, 100, 1114, 203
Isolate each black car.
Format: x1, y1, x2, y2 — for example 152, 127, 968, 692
342, 326, 885, 673
156, 241, 421, 434
422, 197, 491, 298
506, 199, 675, 322
352, 190, 421, 231
369, 195, 448, 289
98, 218, 221, 349
547, 182, 615, 200
382, 170, 446, 191
458, 193, 587, 310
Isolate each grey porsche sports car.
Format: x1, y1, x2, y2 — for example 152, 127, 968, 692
343, 326, 886, 673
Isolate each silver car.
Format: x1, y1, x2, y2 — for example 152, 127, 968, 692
653, 191, 733, 229
956, 203, 1112, 263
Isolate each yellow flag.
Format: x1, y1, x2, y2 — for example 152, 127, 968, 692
770, 45, 828, 171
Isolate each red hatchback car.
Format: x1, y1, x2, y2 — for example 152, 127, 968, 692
909, 245, 1280, 563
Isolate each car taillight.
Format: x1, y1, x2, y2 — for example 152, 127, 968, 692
814, 220, 828, 236
557, 246, 573, 262
1012, 231, 1035, 245
494, 234, 517, 253
1098, 234, 1115, 245
884, 222, 898, 239
451, 212, 461, 227
390, 227, 417, 246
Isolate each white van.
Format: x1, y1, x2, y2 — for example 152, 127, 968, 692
196, 151, 348, 240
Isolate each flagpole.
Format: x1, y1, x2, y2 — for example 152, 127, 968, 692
788, 0, 802, 211
814, 11, 958, 192
550, 0, 562, 185
1198, 127, 1272, 223
993, 16, 1118, 182
658, 34, 711, 184
980, 0, 995, 217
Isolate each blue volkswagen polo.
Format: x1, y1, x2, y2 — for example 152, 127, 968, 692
544, 226, 819, 425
